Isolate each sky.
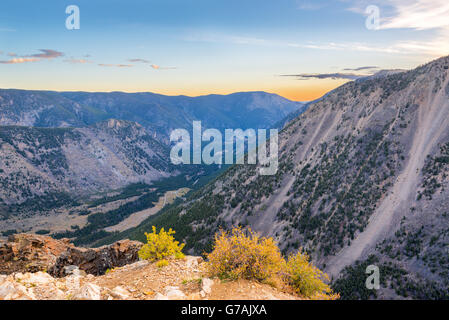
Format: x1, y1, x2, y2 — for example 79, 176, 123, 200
1, 0, 448, 101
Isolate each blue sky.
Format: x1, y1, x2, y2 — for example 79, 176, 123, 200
1, 0, 448, 100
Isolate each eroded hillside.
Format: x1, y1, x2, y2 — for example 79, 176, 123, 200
0, 119, 173, 207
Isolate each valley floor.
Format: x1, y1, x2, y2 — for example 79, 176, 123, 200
104, 187, 190, 232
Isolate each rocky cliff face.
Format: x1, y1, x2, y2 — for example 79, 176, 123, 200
125, 56, 449, 299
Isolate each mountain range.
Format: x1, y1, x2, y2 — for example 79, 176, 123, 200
0, 90, 304, 141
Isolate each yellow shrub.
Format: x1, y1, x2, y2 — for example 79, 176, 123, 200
286, 251, 336, 298
206, 227, 285, 281
138, 226, 185, 261
205, 227, 338, 299
156, 259, 169, 268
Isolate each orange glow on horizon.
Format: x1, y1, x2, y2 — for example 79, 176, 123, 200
4, 81, 348, 103
275, 80, 349, 101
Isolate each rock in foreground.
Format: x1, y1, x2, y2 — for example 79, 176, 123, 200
0, 256, 300, 300
0, 233, 142, 276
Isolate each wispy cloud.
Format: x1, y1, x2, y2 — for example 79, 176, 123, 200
128, 58, 150, 64
287, 41, 403, 54
281, 64, 382, 81
281, 72, 366, 80
379, 0, 449, 31
0, 57, 40, 64
24, 49, 63, 59
184, 33, 268, 46
0, 49, 63, 64
344, 0, 449, 31
98, 63, 133, 68
297, 0, 327, 11
151, 64, 177, 70
64, 58, 92, 64
345, 0, 449, 56
185, 31, 417, 55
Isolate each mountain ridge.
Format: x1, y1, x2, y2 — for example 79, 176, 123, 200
0, 89, 304, 142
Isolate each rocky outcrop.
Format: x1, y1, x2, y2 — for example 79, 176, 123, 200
0, 256, 301, 300
0, 234, 142, 277
0, 234, 73, 274
49, 240, 143, 277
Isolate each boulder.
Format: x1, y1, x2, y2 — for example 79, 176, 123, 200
111, 286, 131, 299
63, 265, 87, 277
164, 286, 186, 300
186, 256, 203, 268
14, 271, 54, 285
201, 278, 214, 295
73, 283, 102, 300
154, 292, 169, 300
0, 280, 36, 300
49, 239, 143, 276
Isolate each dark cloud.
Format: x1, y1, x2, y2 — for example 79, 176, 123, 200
343, 66, 379, 71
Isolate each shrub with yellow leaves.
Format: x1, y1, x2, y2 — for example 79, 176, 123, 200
138, 226, 185, 261
286, 251, 338, 299
205, 227, 339, 299
156, 259, 169, 268
206, 227, 285, 282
